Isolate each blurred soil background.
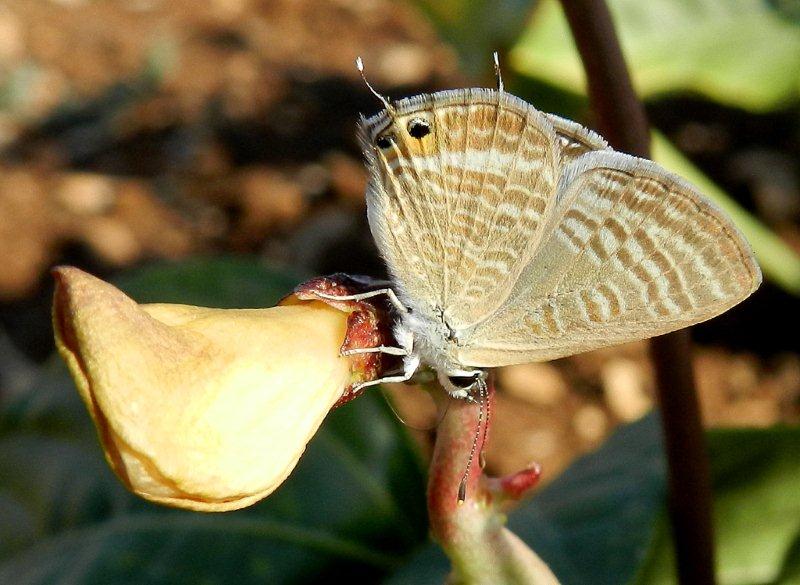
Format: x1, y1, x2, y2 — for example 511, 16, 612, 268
0, 0, 798, 487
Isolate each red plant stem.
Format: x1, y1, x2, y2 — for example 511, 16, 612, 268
427, 386, 492, 548
426, 378, 558, 583
559, 1, 716, 584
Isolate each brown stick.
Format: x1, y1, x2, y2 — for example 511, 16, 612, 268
559, 1, 716, 583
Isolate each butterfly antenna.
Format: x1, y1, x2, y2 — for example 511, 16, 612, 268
458, 378, 486, 504
493, 51, 504, 93
355, 56, 396, 115
480, 379, 491, 469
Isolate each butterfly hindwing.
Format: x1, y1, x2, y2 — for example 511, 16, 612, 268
457, 150, 761, 367
545, 112, 610, 163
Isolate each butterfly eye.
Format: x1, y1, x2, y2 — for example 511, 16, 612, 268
407, 118, 431, 139
447, 371, 484, 390
376, 134, 394, 149
447, 375, 476, 390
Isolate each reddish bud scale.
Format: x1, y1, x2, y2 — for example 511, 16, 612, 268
289, 274, 397, 407
497, 463, 542, 501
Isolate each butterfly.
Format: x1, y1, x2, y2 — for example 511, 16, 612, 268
317, 56, 761, 400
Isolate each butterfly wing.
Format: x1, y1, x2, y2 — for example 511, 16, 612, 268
456, 150, 761, 367
545, 113, 610, 162
361, 89, 561, 328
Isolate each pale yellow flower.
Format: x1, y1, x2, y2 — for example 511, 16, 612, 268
52, 266, 359, 512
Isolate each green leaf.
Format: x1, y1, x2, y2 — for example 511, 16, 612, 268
384, 543, 449, 584
776, 538, 800, 583
651, 132, 800, 295
637, 427, 800, 585
112, 255, 302, 308
511, 0, 800, 112
388, 415, 667, 585
410, 0, 536, 78
0, 257, 427, 583
509, 414, 665, 585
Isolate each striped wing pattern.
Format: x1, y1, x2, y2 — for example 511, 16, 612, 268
361, 89, 761, 369
545, 113, 610, 163
363, 90, 560, 328
458, 151, 761, 366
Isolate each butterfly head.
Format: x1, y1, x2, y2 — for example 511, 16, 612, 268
358, 102, 439, 166
355, 56, 436, 153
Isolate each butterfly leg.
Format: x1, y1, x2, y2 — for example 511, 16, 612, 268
340, 316, 414, 357
342, 345, 408, 356
351, 372, 411, 392
351, 352, 421, 392
311, 288, 408, 314
310, 290, 421, 385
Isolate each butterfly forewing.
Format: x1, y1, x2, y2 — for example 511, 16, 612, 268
457, 151, 761, 367
362, 89, 561, 328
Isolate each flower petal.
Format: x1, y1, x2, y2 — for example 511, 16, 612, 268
53, 266, 351, 511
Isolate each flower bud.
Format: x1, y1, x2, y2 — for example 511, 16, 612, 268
52, 267, 375, 511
